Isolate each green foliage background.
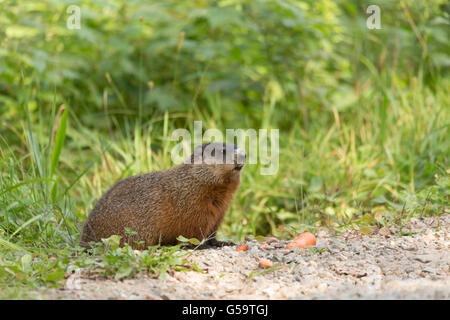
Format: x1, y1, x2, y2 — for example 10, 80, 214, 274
0, 0, 449, 296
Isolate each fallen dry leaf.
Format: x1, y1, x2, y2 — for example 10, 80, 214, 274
260, 243, 269, 249
259, 259, 273, 269
287, 232, 316, 249
287, 239, 306, 249
235, 244, 248, 252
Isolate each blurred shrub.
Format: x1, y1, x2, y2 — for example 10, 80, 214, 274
1, 0, 447, 132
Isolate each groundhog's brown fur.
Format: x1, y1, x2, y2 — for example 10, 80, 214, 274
80, 142, 246, 249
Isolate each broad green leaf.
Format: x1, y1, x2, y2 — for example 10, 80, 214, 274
188, 238, 201, 245
176, 235, 189, 243
115, 265, 132, 280
45, 271, 65, 281
102, 235, 122, 247
21, 254, 32, 270
361, 213, 376, 224
359, 226, 375, 235
254, 235, 266, 242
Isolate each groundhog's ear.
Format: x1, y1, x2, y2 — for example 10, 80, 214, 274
203, 143, 220, 159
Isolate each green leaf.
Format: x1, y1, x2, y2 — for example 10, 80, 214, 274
50, 107, 68, 177
188, 238, 200, 245
325, 207, 335, 216
50, 175, 59, 202
158, 266, 168, 280
44, 271, 65, 281
359, 226, 375, 235
176, 235, 189, 243
115, 264, 132, 280
124, 227, 137, 235
21, 254, 32, 271
5, 25, 40, 38
191, 261, 205, 273
361, 213, 376, 224
9, 214, 43, 239
372, 195, 388, 204
102, 235, 122, 248
0, 235, 31, 254
254, 235, 266, 242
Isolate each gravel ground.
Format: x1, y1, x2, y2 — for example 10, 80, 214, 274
42, 214, 449, 300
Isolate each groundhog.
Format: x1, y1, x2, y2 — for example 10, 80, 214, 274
80, 142, 246, 249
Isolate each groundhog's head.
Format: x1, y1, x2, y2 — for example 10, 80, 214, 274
186, 142, 246, 185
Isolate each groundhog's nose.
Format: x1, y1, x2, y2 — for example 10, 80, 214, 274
234, 147, 246, 170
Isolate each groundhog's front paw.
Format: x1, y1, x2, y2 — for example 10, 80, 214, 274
206, 238, 235, 247
181, 238, 235, 250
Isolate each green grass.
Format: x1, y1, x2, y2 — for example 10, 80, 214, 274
0, 0, 449, 298
1, 75, 448, 298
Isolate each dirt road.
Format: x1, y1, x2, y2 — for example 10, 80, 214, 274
43, 214, 449, 300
